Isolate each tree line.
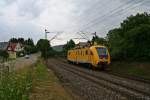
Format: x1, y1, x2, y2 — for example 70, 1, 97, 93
107, 12, 150, 61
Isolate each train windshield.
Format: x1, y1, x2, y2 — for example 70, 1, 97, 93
96, 47, 108, 58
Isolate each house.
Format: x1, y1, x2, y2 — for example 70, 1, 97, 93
7, 43, 24, 59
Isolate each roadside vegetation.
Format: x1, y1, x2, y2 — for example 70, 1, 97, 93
0, 64, 33, 100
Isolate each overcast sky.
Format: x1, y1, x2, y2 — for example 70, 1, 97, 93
0, 0, 150, 46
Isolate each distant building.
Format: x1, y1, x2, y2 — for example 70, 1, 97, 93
0, 42, 9, 51
7, 43, 24, 59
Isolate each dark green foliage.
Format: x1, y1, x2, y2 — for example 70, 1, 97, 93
24, 45, 37, 54
9, 38, 18, 43
37, 39, 54, 59
107, 12, 150, 61
63, 39, 75, 55
24, 38, 37, 54
24, 38, 34, 46
0, 50, 9, 61
92, 35, 108, 46
9, 38, 25, 44
18, 38, 25, 44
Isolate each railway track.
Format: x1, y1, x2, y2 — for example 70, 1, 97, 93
105, 71, 150, 85
51, 58, 150, 100
58, 57, 150, 85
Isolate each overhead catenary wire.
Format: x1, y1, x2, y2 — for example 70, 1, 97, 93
84, 0, 149, 33
81, 0, 145, 31
69, 0, 138, 32
69, 0, 142, 39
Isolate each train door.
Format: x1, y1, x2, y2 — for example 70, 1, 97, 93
88, 49, 91, 63
85, 49, 88, 63
76, 50, 78, 63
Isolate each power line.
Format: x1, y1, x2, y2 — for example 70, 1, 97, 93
70, 0, 141, 38
82, 0, 147, 31
71, 0, 137, 31
89, 0, 149, 35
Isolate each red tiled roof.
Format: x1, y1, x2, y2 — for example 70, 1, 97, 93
7, 43, 17, 52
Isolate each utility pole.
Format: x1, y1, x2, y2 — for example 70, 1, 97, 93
45, 29, 50, 39
93, 32, 97, 37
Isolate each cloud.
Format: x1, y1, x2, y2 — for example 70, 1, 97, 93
0, 0, 150, 45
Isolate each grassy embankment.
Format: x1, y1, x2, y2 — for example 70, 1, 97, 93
30, 59, 72, 100
0, 59, 72, 100
110, 61, 150, 80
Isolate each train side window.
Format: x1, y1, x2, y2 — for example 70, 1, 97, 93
86, 50, 88, 55
90, 51, 93, 55
83, 51, 84, 56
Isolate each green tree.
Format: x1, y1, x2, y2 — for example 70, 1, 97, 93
37, 39, 52, 58
92, 35, 108, 46
18, 38, 25, 44
107, 12, 150, 60
9, 38, 18, 43
63, 39, 75, 53
24, 38, 37, 54
24, 38, 34, 46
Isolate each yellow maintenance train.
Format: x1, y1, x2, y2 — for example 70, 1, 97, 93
67, 42, 111, 70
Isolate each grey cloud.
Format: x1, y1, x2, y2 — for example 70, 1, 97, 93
0, 0, 150, 45
17, 0, 45, 18
1, 0, 17, 6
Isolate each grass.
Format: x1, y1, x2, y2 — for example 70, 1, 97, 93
30, 59, 72, 100
110, 61, 150, 80
0, 64, 33, 100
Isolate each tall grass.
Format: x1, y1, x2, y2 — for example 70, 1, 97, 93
0, 62, 33, 100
